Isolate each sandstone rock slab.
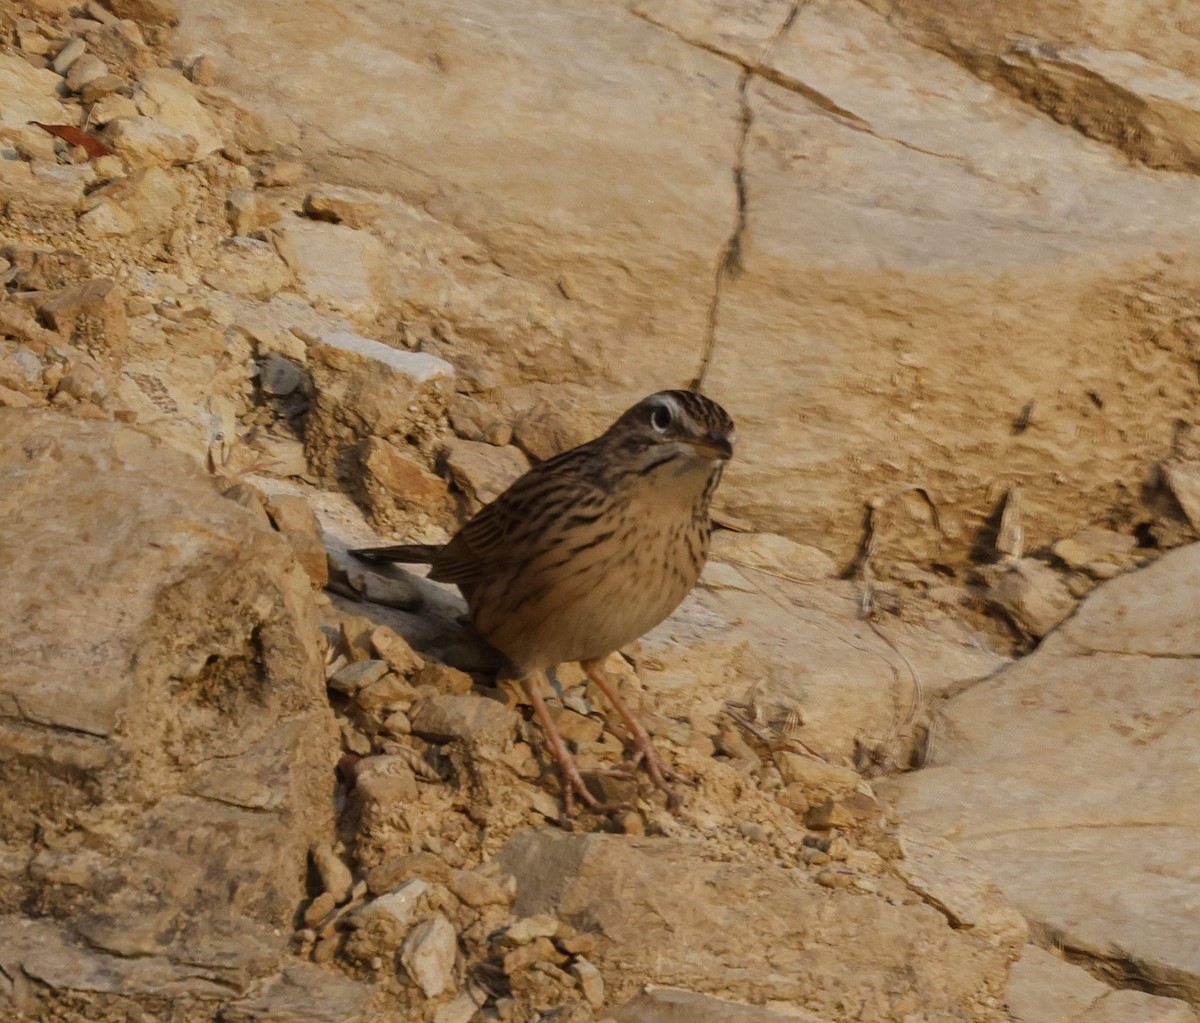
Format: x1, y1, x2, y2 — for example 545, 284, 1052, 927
0, 410, 337, 991
305, 329, 453, 489
890, 545, 1200, 1002
499, 829, 1010, 1021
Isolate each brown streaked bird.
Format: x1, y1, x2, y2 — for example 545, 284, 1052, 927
353, 390, 735, 815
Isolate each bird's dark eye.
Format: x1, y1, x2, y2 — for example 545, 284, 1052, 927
649, 405, 672, 432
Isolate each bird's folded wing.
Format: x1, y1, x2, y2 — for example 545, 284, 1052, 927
430, 453, 606, 586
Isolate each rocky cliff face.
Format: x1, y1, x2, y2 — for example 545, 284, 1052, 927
2, 0, 1199, 1020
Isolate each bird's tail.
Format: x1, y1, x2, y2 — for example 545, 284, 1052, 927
350, 543, 442, 564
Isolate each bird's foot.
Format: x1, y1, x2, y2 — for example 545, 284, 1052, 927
554, 749, 603, 818
596, 734, 693, 810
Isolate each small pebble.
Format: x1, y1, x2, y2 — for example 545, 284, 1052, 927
571, 958, 605, 1008
51, 37, 86, 75
303, 891, 336, 927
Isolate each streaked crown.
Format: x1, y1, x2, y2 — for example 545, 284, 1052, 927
607, 390, 735, 459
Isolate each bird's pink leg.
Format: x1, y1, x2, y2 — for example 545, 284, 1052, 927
582, 658, 690, 808
522, 670, 601, 817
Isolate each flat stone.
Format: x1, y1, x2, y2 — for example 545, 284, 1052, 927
219, 963, 373, 1023
501, 914, 559, 946
400, 913, 457, 998
81, 74, 125, 103
65, 53, 108, 93
499, 829, 1008, 1013
982, 558, 1076, 638
449, 869, 511, 908
353, 672, 420, 716
1004, 945, 1111, 1023
893, 830, 1028, 956
273, 221, 389, 322
0, 411, 336, 985
1078, 990, 1200, 1023
347, 879, 429, 953
0, 54, 76, 131
101, 115, 199, 166
305, 329, 453, 486
440, 437, 528, 506
609, 986, 826, 1023
51, 37, 87, 75
892, 545, 1200, 1001
328, 657, 390, 695
432, 993, 479, 1023
370, 625, 425, 676
265, 493, 328, 588
571, 958, 604, 1009
411, 694, 519, 744
365, 852, 453, 895
133, 68, 222, 159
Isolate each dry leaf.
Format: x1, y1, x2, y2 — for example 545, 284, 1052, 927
29, 121, 112, 159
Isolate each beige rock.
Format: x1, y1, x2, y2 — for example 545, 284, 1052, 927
370, 624, 425, 675
0, 54, 77, 134
500, 830, 1008, 1017
771, 753, 860, 800
449, 868, 511, 908
0, 411, 337, 988
511, 399, 593, 462
433, 993, 480, 1023
328, 658, 389, 696
258, 157, 305, 186
88, 92, 139, 126
411, 694, 519, 744
133, 67, 223, 160
81, 74, 125, 103
893, 544, 1200, 1002
39, 277, 128, 357
354, 672, 421, 717
401, 913, 458, 998
1079, 990, 1200, 1023
982, 558, 1076, 638
309, 841, 353, 904
1005, 945, 1112, 1023
346, 879, 430, 958
218, 964, 372, 1023
440, 437, 529, 507
305, 328, 454, 487
101, 116, 199, 167
51, 37, 87, 75
64, 53, 108, 93
571, 958, 604, 1009
201, 237, 295, 299
352, 754, 421, 807
272, 218, 388, 322
265, 492, 329, 588
360, 434, 453, 532
303, 184, 386, 229
610, 986, 826, 1023
366, 852, 454, 895
710, 531, 838, 582
104, 0, 179, 26
893, 829, 1028, 957
172, 0, 1200, 573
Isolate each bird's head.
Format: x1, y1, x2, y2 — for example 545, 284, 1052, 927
605, 390, 735, 495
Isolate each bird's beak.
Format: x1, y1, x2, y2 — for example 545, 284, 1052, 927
686, 435, 733, 461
